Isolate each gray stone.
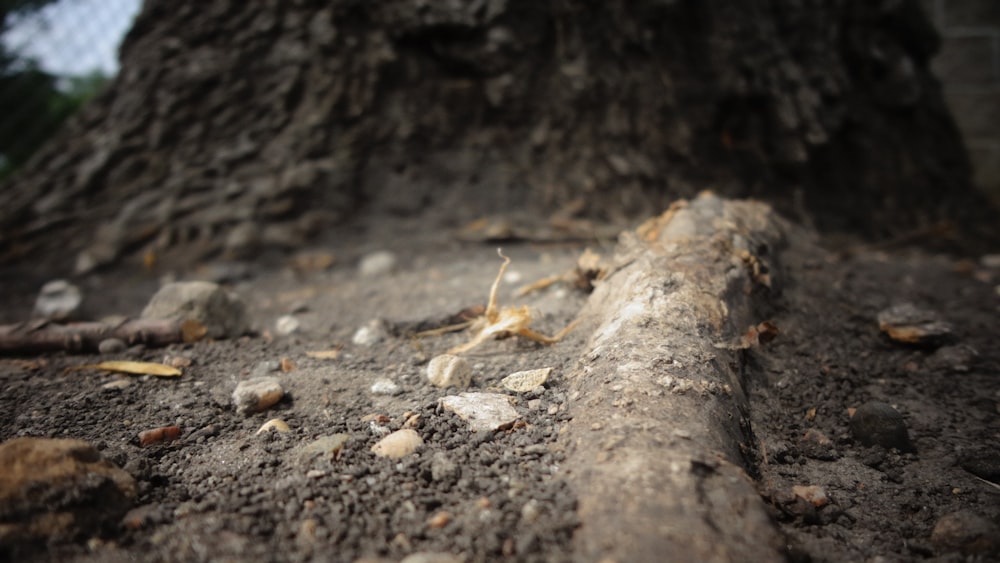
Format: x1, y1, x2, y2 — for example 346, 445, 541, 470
849, 401, 914, 452
930, 510, 1000, 556
142, 281, 249, 339
0, 438, 136, 547
97, 338, 127, 354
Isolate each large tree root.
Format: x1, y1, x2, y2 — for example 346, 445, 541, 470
561, 192, 788, 562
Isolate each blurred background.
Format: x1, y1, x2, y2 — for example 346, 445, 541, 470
0, 0, 997, 206
0, 0, 139, 180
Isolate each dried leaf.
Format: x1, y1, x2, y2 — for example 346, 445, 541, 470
68, 361, 182, 377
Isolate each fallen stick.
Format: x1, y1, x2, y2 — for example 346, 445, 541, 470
0, 318, 205, 354
561, 192, 788, 562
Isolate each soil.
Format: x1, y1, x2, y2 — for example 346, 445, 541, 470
1, 208, 998, 562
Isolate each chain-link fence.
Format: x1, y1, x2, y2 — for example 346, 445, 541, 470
1, 0, 140, 179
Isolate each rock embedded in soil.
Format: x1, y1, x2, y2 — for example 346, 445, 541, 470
930, 510, 1000, 556
877, 302, 954, 347
295, 434, 352, 465
0, 437, 136, 548
439, 392, 520, 432
142, 281, 249, 339
427, 354, 471, 388
371, 429, 424, 459
33, 279, 82, 320
232, 376, 284, 415
849, 401, 915, 452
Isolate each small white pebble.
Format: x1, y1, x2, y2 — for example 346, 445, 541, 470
275, 315, 300, 335
34, 280, 82, 320
370, 378, 401, 395
352, 319, 388, 346
359, 251, 397, 277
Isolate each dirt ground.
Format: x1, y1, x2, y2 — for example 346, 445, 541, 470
0, 207, 998, 562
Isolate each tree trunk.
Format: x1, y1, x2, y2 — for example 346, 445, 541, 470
0, 0, 995, 273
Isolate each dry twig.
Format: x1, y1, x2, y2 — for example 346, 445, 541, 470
445, 249, 579, 355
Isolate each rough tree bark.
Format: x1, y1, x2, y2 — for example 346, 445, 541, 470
0, 0, 995, 273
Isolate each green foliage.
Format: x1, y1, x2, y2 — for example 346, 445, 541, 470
0, 0, 110, 180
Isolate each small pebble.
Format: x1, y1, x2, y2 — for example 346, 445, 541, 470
849, 401, 914, 452
371, 429, 423, 459
101, 378, 132, 390
501, 367, 552, 392
520, 499, 542, 523
98, 338, 127, 354
34, 280, 82, 320
255, 419, 291, 435
358, 250, 397, 277
251, 360, 281, 378
370, 378, 402, 396
352, 319, 389, 346
877, 303, 953, 347
930, 510, 1000, 556
296, 434, 351, 464
791, 485, 829, 508
275, 315, 300, 335
980, 254, 1000, 269
232, 377, 284, 415
427, 354, 471, 388
426, 511, 451, 529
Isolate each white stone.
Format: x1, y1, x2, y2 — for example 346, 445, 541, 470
232, 377, 283, 415
439, 392, 520, 432
359, 250, 397, 277
352, 319, 389, 346
33, 280, 82, 321
371, 429, 423, 459
427, 354, 471, 388
275, 315, 300, 335
370, 378, 401, 395
501, 367, 552, 392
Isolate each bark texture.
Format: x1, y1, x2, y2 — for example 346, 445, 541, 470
560, 192, 787, 561
0, 0, 994, 273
